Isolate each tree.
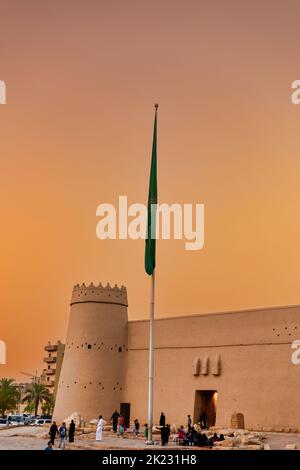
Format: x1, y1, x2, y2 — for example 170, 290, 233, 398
41, 394, 55, 415
23, 401, 36, 415
22, 383, 51, 417
0, 378, 20, 417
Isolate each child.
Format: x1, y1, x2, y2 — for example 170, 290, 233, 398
133, 419, 140, 436
144, 423, 148, 439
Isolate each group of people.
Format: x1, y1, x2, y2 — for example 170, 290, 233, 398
158, 412, 171, 446
177, 425, 224, 447
108, 409, 216, 446
44, 408, 215, 449
158, 411, 224, 447
174, 412, 224, 447
45, 420, 76, 451
110, 410, 127, 437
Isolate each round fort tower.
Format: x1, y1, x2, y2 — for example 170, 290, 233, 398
53, 282, 128, 423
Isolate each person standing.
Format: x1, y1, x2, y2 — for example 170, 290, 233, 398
58, 422, 67, 450
165, 424, 171, 445
69, 419, 75, 443
187, 415, 192, 430
160, 425, 167, 446
133, 419, 140, 436
144, 423, 148, 440
49, 421, 59, 444
111, 410, 119, 433
96, 415, 103, 442
159, 412, 166, 427
117, 414, 125, 436
200, 410, 208, 429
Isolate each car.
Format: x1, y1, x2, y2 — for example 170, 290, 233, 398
0, 418, 7, 427
29, 418, 52, 426
28, 419, 37, 425
40, 414, 52, 420
40, 419, 52, 425
9, 415, 26, 426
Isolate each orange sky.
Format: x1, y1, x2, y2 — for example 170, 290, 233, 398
1, 0, 300, 379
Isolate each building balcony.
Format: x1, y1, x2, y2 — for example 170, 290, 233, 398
44, 344, 58, 352
45, 369, 55, 375
46, 380, 55, 387
43, 357, 57, 363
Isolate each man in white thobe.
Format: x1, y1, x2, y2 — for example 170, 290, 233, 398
96, 415, 103, 441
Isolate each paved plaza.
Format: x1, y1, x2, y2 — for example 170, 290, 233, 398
1, 426, 300, 451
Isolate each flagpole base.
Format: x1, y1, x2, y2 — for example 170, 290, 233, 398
145, 440, 155, 445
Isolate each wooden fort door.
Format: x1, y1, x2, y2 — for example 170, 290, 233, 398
120, 402, 131, 429
193, 390, 217, 427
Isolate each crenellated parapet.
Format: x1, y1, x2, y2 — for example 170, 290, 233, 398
71, 282, 128, 307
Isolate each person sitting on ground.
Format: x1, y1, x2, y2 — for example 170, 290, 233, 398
207, 432, 219, 446
186, 426, 197, 446
196, 432, 208, 446
201, 433, 210, 445
133, 419, 140, 436
219, 433, 225, 441
177, 425, 186, 444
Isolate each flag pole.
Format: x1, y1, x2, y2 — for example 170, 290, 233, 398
145, 103, 158, 445
147, 267, 155, 444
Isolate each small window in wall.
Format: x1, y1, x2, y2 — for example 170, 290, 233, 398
88, 344, 91, 349
119, 347, 122, 353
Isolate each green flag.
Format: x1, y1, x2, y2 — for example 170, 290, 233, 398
145, 105, 158, 275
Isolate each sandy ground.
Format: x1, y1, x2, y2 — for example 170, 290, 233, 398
1, 426, 300, 450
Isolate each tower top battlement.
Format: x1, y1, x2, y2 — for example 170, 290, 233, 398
71, 282, 128, 307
